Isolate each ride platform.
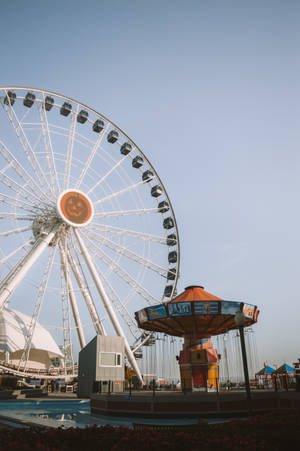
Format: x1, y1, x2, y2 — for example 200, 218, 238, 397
90, 390, 300, 419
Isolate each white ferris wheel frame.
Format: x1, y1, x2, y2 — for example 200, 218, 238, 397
0, 86, 181, 385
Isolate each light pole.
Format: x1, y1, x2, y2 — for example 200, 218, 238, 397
223, 334, 230, 385
235, 311, 252, 415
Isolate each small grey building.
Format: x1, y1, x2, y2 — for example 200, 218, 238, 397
78, 335, 125, 398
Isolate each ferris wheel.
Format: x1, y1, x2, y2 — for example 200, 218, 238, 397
0, 87, 180, 383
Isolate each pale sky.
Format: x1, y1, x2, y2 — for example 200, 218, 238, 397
1, 0, 300, 368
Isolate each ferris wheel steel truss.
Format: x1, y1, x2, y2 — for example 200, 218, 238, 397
0, 87, 180, 384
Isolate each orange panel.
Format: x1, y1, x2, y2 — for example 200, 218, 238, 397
169, 286, 222, 302
208, 366, 219, 378
208, 365, 219, 388
206, 348, 219, 363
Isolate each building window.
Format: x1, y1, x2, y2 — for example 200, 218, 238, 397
99, 352, 122, 367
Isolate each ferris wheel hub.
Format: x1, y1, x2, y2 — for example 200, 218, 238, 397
32, 213, 60, 241
56, 189, 94, 227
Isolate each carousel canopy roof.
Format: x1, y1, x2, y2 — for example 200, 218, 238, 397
0, 308, 63, 358
275, 363, 295, 374
135, 285, 259, 337
169, 285, 222, 302
255, 365, 275, 376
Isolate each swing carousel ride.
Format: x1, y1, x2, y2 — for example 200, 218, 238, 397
135, 285, 259, 391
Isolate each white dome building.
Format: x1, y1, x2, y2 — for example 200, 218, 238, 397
0, 308, 63, 370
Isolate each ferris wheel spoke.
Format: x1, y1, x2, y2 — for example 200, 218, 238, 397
0, 193, 44, 215
0, 174, 45, 209
94, 207, 161, 220
43, 126, 95, 151
0, 162, 51, 208
0, 212, 34, 221
18, 246, 56, 370
0, 192, 43, 210
76, 124, 109, 190
82, 233, 160, 305
59, 238, 86, 348
86, 153, 128, 195
63, 106, 78, 190
90, 263, 140, 340
1, 99, 55, 202
31, 129, 43, 153
89, 223, 168, 244
0, 225, 31, 238
83, 229, 168, 277
39, 98, 60, 194
0, 239, 32, 265
94, 179, 148, 206
0, 140, 53, 204
0, 200, 36, 216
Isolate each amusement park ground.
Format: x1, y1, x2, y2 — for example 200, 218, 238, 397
0, 391, 299, 449
0, 388, 300, 419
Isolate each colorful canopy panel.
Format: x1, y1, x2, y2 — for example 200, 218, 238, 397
135, 285, 259, 338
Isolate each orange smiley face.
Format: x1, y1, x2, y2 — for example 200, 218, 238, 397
59, 191, 93, 225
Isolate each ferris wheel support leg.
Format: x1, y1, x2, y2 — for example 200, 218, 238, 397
59, 242, 86, 349
67, 247, 106, 337
0, 226, 59, 311
74, 229, 144, 386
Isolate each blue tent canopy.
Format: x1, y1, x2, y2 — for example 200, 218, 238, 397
276, 363, 295, 374
255, 365, 275, 376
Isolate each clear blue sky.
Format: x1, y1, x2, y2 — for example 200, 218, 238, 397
1, 0, 300, 367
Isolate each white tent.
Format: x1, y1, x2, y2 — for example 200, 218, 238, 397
0, 308, 63, 370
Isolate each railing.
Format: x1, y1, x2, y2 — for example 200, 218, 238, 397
0, 361, 78, 379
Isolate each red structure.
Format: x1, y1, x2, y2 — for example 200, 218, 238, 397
135, 285, 259, 392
